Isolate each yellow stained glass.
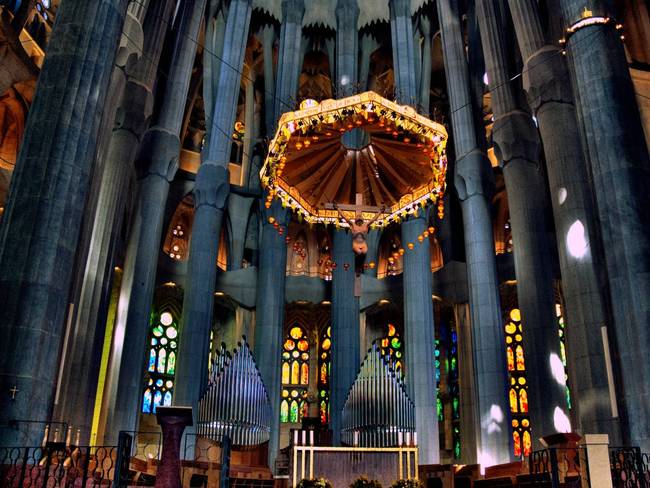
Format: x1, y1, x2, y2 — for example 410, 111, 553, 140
320, 363, 328, 384
282, 362, 290, 384
523, 431, 532, 456
322, 338, 331, 351
516, 345, 525, 370
507, 347, 515, 371
280, 400, 289, 422
291, 361, 299, 384
388, 324, 396, 337
519, 389, 529, 413
509, 388, 518, 413
284, 339, 295, 350
510, 308, 521, 322
300, 362, 309, 385
505, 322, 517, 334
513, 431, 521, 457
290, 327, 303, 339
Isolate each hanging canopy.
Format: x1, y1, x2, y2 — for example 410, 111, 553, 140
260, 91, 448, 227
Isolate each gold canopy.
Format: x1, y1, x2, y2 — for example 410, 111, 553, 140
261, 91, 448, 227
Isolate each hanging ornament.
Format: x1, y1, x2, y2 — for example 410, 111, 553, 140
407, 243, 414, 250
428, 226, 435, 234
268, 217, 276, 224
399, 248, 405, 256
418, 235, 424, 242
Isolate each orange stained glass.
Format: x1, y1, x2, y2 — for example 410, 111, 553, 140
507, 347, 515, 371
519, 388, 529, 413
291, 361, 299, 384
320, 401, 327, 424
284, 339, 295, 350
515, 345, 525, 370
282, 362, 290, 384
382, 338, 389, 348
523, 431, 532, 456
298, 339, 309, 352
509, 388, 518, 413
322, 338, 331, 351
388, 324, 396, 337
300, 362, 309, 385
513, 431, 521, 458
290, 327, 303, 339
320, 363, 328, 384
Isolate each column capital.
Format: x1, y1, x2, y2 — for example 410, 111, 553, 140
336, 0, 360, 22
114, 80, 153, 136
281, 0, 305, 24
139, 126, 180, 181
523, 46, 574, 113
194, 162, 230, 210
492, 110, 540, 166
454, 149, 495, 201
419, 15, 432, 38
116, 11, 143, 69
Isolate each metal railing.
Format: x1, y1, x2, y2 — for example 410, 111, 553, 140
529, 447, 590, 488
610, 446, 650, 488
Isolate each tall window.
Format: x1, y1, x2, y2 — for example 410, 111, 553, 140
557, 304, 571, 409
142, 311, 179, 413
504, 308, 531, 458
318, 327, 331, 425
436, 323, 461, 459
379, 323, 402, 373
280, 325, 310, 423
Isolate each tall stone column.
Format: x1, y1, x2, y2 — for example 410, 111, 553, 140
477, 0, 569, 445
559, 0, 650, 451
418, 16, 432, 116
55, 0, 176, 445
389, 0, 417, 105
106, 0, 207, 440
336, 0, 360, 148
390, 0, 439, 464
261, 26, 276, 137
0, 0, 129, 447
436, 0, 511, 465
508, 0, 620, 440
359, 33, 378, 92
254, 199, 290, 470
273, 0, 305, 122
174, 0, 252, 416
330, 229, 360, 446
401, 214, 439, 464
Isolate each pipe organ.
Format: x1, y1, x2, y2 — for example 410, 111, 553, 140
197, 338, 272, 446
341, 343, 416, 447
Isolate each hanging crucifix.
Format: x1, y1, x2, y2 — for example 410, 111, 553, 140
328, 194, 385, 256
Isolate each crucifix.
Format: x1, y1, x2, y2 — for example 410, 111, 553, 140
9, 386, 19, 400
326, 193, 385, 256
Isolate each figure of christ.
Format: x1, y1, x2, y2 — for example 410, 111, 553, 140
333, 201, 385, 256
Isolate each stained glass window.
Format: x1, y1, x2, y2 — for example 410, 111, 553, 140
436, 321, 461, 460
318, 327, 331, 424
556, 304, 571, 409
504, 307, 531, 457
280, 325, 310, 423
142, 311, 178, 413
379, 323, 402, 373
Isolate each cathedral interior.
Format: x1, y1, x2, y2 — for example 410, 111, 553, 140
0, 0, 649, 486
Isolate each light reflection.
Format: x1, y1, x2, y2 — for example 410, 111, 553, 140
553, 406, 571, 433
549, 353, 566, 386
567, 220, 588, 258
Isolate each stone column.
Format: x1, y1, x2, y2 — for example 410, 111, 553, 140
559, 0, 650, 451
56, 0, 176, 445
478, 0, 569, 445
508, 0, 620, 440
254, 199, 290, 470
330, 229, 360, 446
227, 194, 254, 270
261, 26, 276, 137
436, 0, 511, 465
0, 0, 129, 447
401, 213, 439, 464
203, 1, 227, 146
174, 0, 252, 416
240, 75, 255, 185
106, 0, 207, 440
389, 0, 417, 105
336, 0, 360, 148
363, 229, 381, 277
273, 0, 305, 122
418, 16, 432, 116
359, 33, 378, 92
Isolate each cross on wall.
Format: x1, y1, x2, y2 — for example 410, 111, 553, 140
9, 386, 18, 400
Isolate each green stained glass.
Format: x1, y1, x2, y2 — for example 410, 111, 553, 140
289, 401, 299, 423
454, 439, 461, 459
452, 397, 460, 419
280, 400, 289, 422
153, 325, 164, 337
437, 396, 443, 421
167, 351, 176, 374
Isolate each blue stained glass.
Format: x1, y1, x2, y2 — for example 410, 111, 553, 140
451, 331, 457, 343
153, 391, 162, 413
142, 389, 152, 413
163, 391, 172, 406
148, 349, 156, 372
156, 379, 163, 387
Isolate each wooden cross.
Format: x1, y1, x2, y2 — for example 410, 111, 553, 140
324, 193, 383, 219
9, 386, 18, 400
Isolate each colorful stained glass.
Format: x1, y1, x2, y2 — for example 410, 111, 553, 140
282, 362, 290, 384
290, 327, 303, 339
280, 400, 289, 422
320, 401, 327, 424
452, 397, 459, 419
510, 388, 518, 413
519, 388, 529, 413
289, 401, 299, 423
298, 339, 309, 351
523, 431, 532, 456
167, 351, 176, 374
153, 325, 164, 337
300, 362, 309, 385
320, 363, 327, 384
510, 308, 521, 322
388, 324, 396, 337
163, 391, 172, 406
513, 431, 521, 457
284, 339, 295, 350
322, 338, 331, 350
149, 349, 156, 372
391, 338, 401, 349
153, 390, 162, 413
437, 396, 443, 421
291, 361, 299, 384
507, 347, 515, 371
142, 389, 152, 413
157, 348, 167, 373
318, 326, 331, 425
166, 326, 177, 339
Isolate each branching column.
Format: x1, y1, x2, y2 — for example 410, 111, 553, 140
508, 0, 620, 440
0, 0, 129, 446
107, 0, 207, 439
559, 0, 650, 451
437, 0, 511, 465
254, 200, 291, 470
389, 0, 417, 105
274, 0, 305, 122
330, 229, 360, 446
477, 0, 569, 444
174, 0, 252, 416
